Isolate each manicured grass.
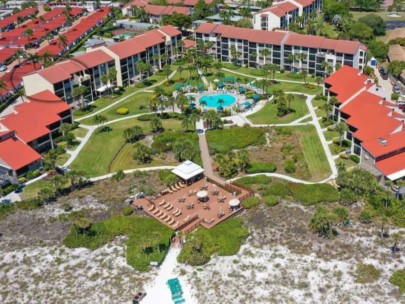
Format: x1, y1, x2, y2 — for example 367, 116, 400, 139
206, 126, 266, 154
293, 125, 331, 181
336, 158, 358, 169
21, 179, 49, 200
63, 216, 173, 272
351, 10, 405, 21
71, 127, 88, 138
70, 118, 182, 177
178, 217, 249, 266
73, 86, 138, 119
55, 153, 70, 166
324, 130, 339, 141
100, 92, 152, 121
247, 95, 308, 124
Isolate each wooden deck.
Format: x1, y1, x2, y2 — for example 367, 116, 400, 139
132, 178, 251, 234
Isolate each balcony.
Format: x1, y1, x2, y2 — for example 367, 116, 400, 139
72, 73, 90, 86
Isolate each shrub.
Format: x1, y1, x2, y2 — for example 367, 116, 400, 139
287, 183, 339, 205
359, 210, 373, 224
355, 263, 381, 283
246, 162, 276, 173
122, 206, 134, 216
116, 107, 129, 115
389, 269, 405, 293
263, 195, 280, 207
26, 169, 41, 180
303, 83, 316, 89
178, 218, 248, 266
339, 153, 349, 159
242, 196, 260, 209
111, 170, 125, 181
234, 175, 272, 187
284, 160, 296, 173
391, 93, 400, 100
64, 216, 173, 271
18, 177, 27, 183
350, 154, 360, 163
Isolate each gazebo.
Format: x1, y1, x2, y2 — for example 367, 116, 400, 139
171, 160, 204, 184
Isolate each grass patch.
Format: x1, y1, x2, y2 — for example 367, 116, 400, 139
246, 162, 276, 173
63, 216, 173, 272
263, 195, 280, 207
389, 269, 405, 293
324, 130, 339, 141
355, 263, 381, 284
287, 183, 339, 205
247, 95, 308, 124
21, 179, 51, 200
234, 175, 273, 188
70, 119, 182, 177
178, 218, 248, 266
71, 127, 88, 138
294, 125, 331, 181
206, 126, 266, 154
351, 10, 405, 21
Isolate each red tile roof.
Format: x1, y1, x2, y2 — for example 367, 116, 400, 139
341, 91, 402, 142
159, 25, 182, 37
293, 0, 315, 6
144, 5, 191, 16
324, 65, 369, 103
0, 136, 41, 170
362, 129, 405, 158
183, 39, 196, 49
261, 2, 298, 17
0, 91, 70, 143
183, 0, 213, 6
195, 22, 218, 34
0, 48, 17, 64
375, 152, 405, 177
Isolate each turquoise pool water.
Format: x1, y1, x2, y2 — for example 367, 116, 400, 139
199, 94, 236, 108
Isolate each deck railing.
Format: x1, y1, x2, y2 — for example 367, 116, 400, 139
206, 176, 242, 195
176, 214, 199, 232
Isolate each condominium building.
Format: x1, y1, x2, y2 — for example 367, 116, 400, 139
195, 23, 366, 75
23, 25, 182, 104
324, 66, 405, 181
0, 91, 72, 177
253, 0, 323, 31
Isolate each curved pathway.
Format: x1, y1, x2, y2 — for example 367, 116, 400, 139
228, 172, 333, 184
89, 166, 176, 182
76, 69, 178, 122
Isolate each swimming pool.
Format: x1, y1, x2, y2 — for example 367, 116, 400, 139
199, 94, 236, 108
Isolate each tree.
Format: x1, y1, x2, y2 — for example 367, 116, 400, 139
359, 14, 386, 36
65, 170, 86, 191
388, 60, 405, 77
50, 175, 67, 195
367, 40, 388, 60
133, 143, 152, 163
38, 187, 55, 203
123, 126, 143, 143
309, 206, 338, 239
315, 76, 323, 89
163, 64, 172, 82
60, 123, 71, 141
72, 85, 88, 109
150, 116, 163, 132
237, 149, 250, 173
176, 93, 188, 113
25, 27, 34, 42
27, 53, 39, 70
41, 50, 53, 67
44, 149, 58, 172
236, 18, 253, 29
173, 139, 196, 162
335, 122, 348, 147
301, 68, 308, 84
94, 115, 107, 129
72, 216, 92, 235
286, 94, 294, 110
230, 46, 240, 64
349, 22, 374, 42
333, 206, 350, 226
182, 115, 193, 131
107, 67, 117, 95
260, 48, 271, 65
276, 96, 288, 116
58, 34, 69, 50
391, 232, 402, 253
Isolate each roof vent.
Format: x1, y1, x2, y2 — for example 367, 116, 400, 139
378, 138, 387, 146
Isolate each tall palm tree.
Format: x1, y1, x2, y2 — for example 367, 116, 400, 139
41, 51, 53, 67
28, 53, 39, 70
259, 48, 271, 65
58, 34, 69, 51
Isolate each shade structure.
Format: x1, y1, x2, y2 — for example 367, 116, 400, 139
198, 84, 204, 90
175, 83, 183, 90
196, 190, 208, 199
217, 81, 224, 88
172, 160, 204, 181
229, 198, 240, 207
253, 94, 260, 100
224, 76, 235, 83
239, 87, 246, 93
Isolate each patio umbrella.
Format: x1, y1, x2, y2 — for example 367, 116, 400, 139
224, 76, 235, 83
253, 94, 260, 100
229, 198, 240, 207
196, 190, 208, 199
239, 87, 246, 93
198, 84, 204, 91
174, 84, 183, 90
217, 82, 224, 88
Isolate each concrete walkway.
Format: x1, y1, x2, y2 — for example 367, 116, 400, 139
76, 69, 178, 122
142, 247, 197, 304
89, 166, 176, 182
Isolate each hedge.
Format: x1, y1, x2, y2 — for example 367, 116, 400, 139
116, 107, 129, 115
242, 196, 260, 209
246, 162, 276, 174
284, 160, 296, 173
350, 154, 360, 163
263, 195, 280, 207
264, 183, 290, 197
286, 183, 339, 206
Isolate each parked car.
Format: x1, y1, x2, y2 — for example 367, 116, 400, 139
393, 85, 401, 94
133, 291, 146, 304
0, 65, 7, 72
196, 129, 204, 134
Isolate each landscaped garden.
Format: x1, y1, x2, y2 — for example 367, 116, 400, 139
247, 94, 308, 124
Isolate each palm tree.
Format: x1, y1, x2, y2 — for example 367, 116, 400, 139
45, 32, 53, 45
259, 48, 271, 65
28, 53, 39, 69
315, 76, 323, 89
335, 122, 348, 147
321, 61, 329, 77
15, 49, 25, 66
286, 94, 294, 110
41, 50, 53, 67
25, 27, 34, 43
200, 99, 207, 112
182, 115, 193, 131
178, 65, 184, 80
60, 123, 71, 141
72, 85, 88, 108
136, 60, 146, 80
301, 68, 308, 84
58, 34, 69, 51
176, 93, 188, 112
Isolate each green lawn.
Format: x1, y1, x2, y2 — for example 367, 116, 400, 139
294, 125, 331, 181
247, 95, 308, 124
56, 153, 70, 166
206, 126, 266, 154
70, 118, 183, 177
351, 10, 405, 21
324, 130, 339, 141
21, 179, 49, 200
71, 127, 88, 138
